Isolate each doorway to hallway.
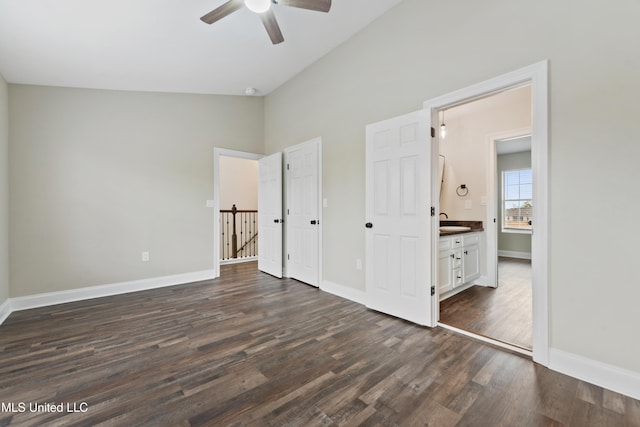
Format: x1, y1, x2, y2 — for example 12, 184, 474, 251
213, 148, 263, 278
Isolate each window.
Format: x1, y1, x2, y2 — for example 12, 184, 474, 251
502, 168, 532, 232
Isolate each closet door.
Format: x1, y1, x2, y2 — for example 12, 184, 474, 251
258, 152, 283, 278
286, 138, 321, 287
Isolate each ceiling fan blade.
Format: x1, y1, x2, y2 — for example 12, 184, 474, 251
276, 0, 331, 13
200, 0, 244, 24
260, 9, 285, 45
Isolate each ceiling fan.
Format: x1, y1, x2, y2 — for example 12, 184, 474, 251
200, 0, 332, 45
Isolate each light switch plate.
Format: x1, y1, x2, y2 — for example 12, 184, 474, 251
465, 200, 472, 210
206, 200, 215, 208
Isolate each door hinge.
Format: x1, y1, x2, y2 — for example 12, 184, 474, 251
430, 127, 435, 138
431, 286, 435, 296
287, 254, 290, 260
287, 163, 290, 170
431, 206, 435, 217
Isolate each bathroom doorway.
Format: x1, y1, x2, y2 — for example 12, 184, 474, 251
436, 85, 534, 352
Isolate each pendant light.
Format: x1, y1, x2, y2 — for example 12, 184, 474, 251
440, 110, 447, 139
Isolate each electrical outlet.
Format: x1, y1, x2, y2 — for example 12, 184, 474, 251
323, 198, 328, 208
465, 200, 472, 210
142, 251, 150, 262
356, 259, 362, 270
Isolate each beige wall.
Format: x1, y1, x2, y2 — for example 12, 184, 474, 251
9, 85, 264, 297
497, 151, 532, 255
439, 86, 531, 223
0, 74, 8, 305
264, 0, 640, 373
219, 156, 258, 211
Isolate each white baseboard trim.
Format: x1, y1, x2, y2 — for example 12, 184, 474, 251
320, 280, 366, 306
9, 269, 217, 313
498, 250, 532, 259
473, 275, 494, 287
0, 298, 11, 324
549, 348, 640, 400
220, 256, 258, 265
439, 282, 475, 302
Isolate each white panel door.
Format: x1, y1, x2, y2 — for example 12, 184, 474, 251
258, 152, 283, 278
365, 110, 434, 326
286, 138, 320, 287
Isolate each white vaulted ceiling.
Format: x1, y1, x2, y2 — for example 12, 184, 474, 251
0, 0, 403, 95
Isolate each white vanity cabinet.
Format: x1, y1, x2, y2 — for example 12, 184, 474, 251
438, 231, 481, 297
461, 233, 480, 283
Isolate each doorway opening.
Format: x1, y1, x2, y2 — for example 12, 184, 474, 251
213, 148, 263, 278
495, 134, 533, 349
424, 60, 549, 365
219, 155, 259, 264
436, 86, 533, 351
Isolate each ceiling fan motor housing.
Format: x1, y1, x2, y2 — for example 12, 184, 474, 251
200, 0, 332, 45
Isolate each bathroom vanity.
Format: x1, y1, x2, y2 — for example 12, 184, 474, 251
438, 221, 483, 300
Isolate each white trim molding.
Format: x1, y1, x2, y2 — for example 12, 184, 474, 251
498, 250, 532, 260
220, 256, 258, 265
0, 298, 11, 324
473, 274, 495, 287
320, 280, 366, 306
550, 348, 640, 401
9, 270, 216, 313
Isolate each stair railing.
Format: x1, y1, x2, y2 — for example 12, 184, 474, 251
220, 204, 258, 260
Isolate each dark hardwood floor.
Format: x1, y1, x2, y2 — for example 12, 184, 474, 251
1, 261, 639, 426
440, 257, 532, 349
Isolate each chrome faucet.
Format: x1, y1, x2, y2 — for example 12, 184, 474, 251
439, 212, 448, 219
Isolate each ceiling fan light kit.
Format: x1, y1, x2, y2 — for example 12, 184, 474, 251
244, 0, 271, 13
200, 0, 332, 45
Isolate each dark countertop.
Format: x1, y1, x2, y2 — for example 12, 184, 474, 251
439, 220, 484, 236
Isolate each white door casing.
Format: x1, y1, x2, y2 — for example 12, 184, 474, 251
258, 152, 283, 278
365, 110, 434, 326
285, 138, 322, 287
424, 60, 549, 365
